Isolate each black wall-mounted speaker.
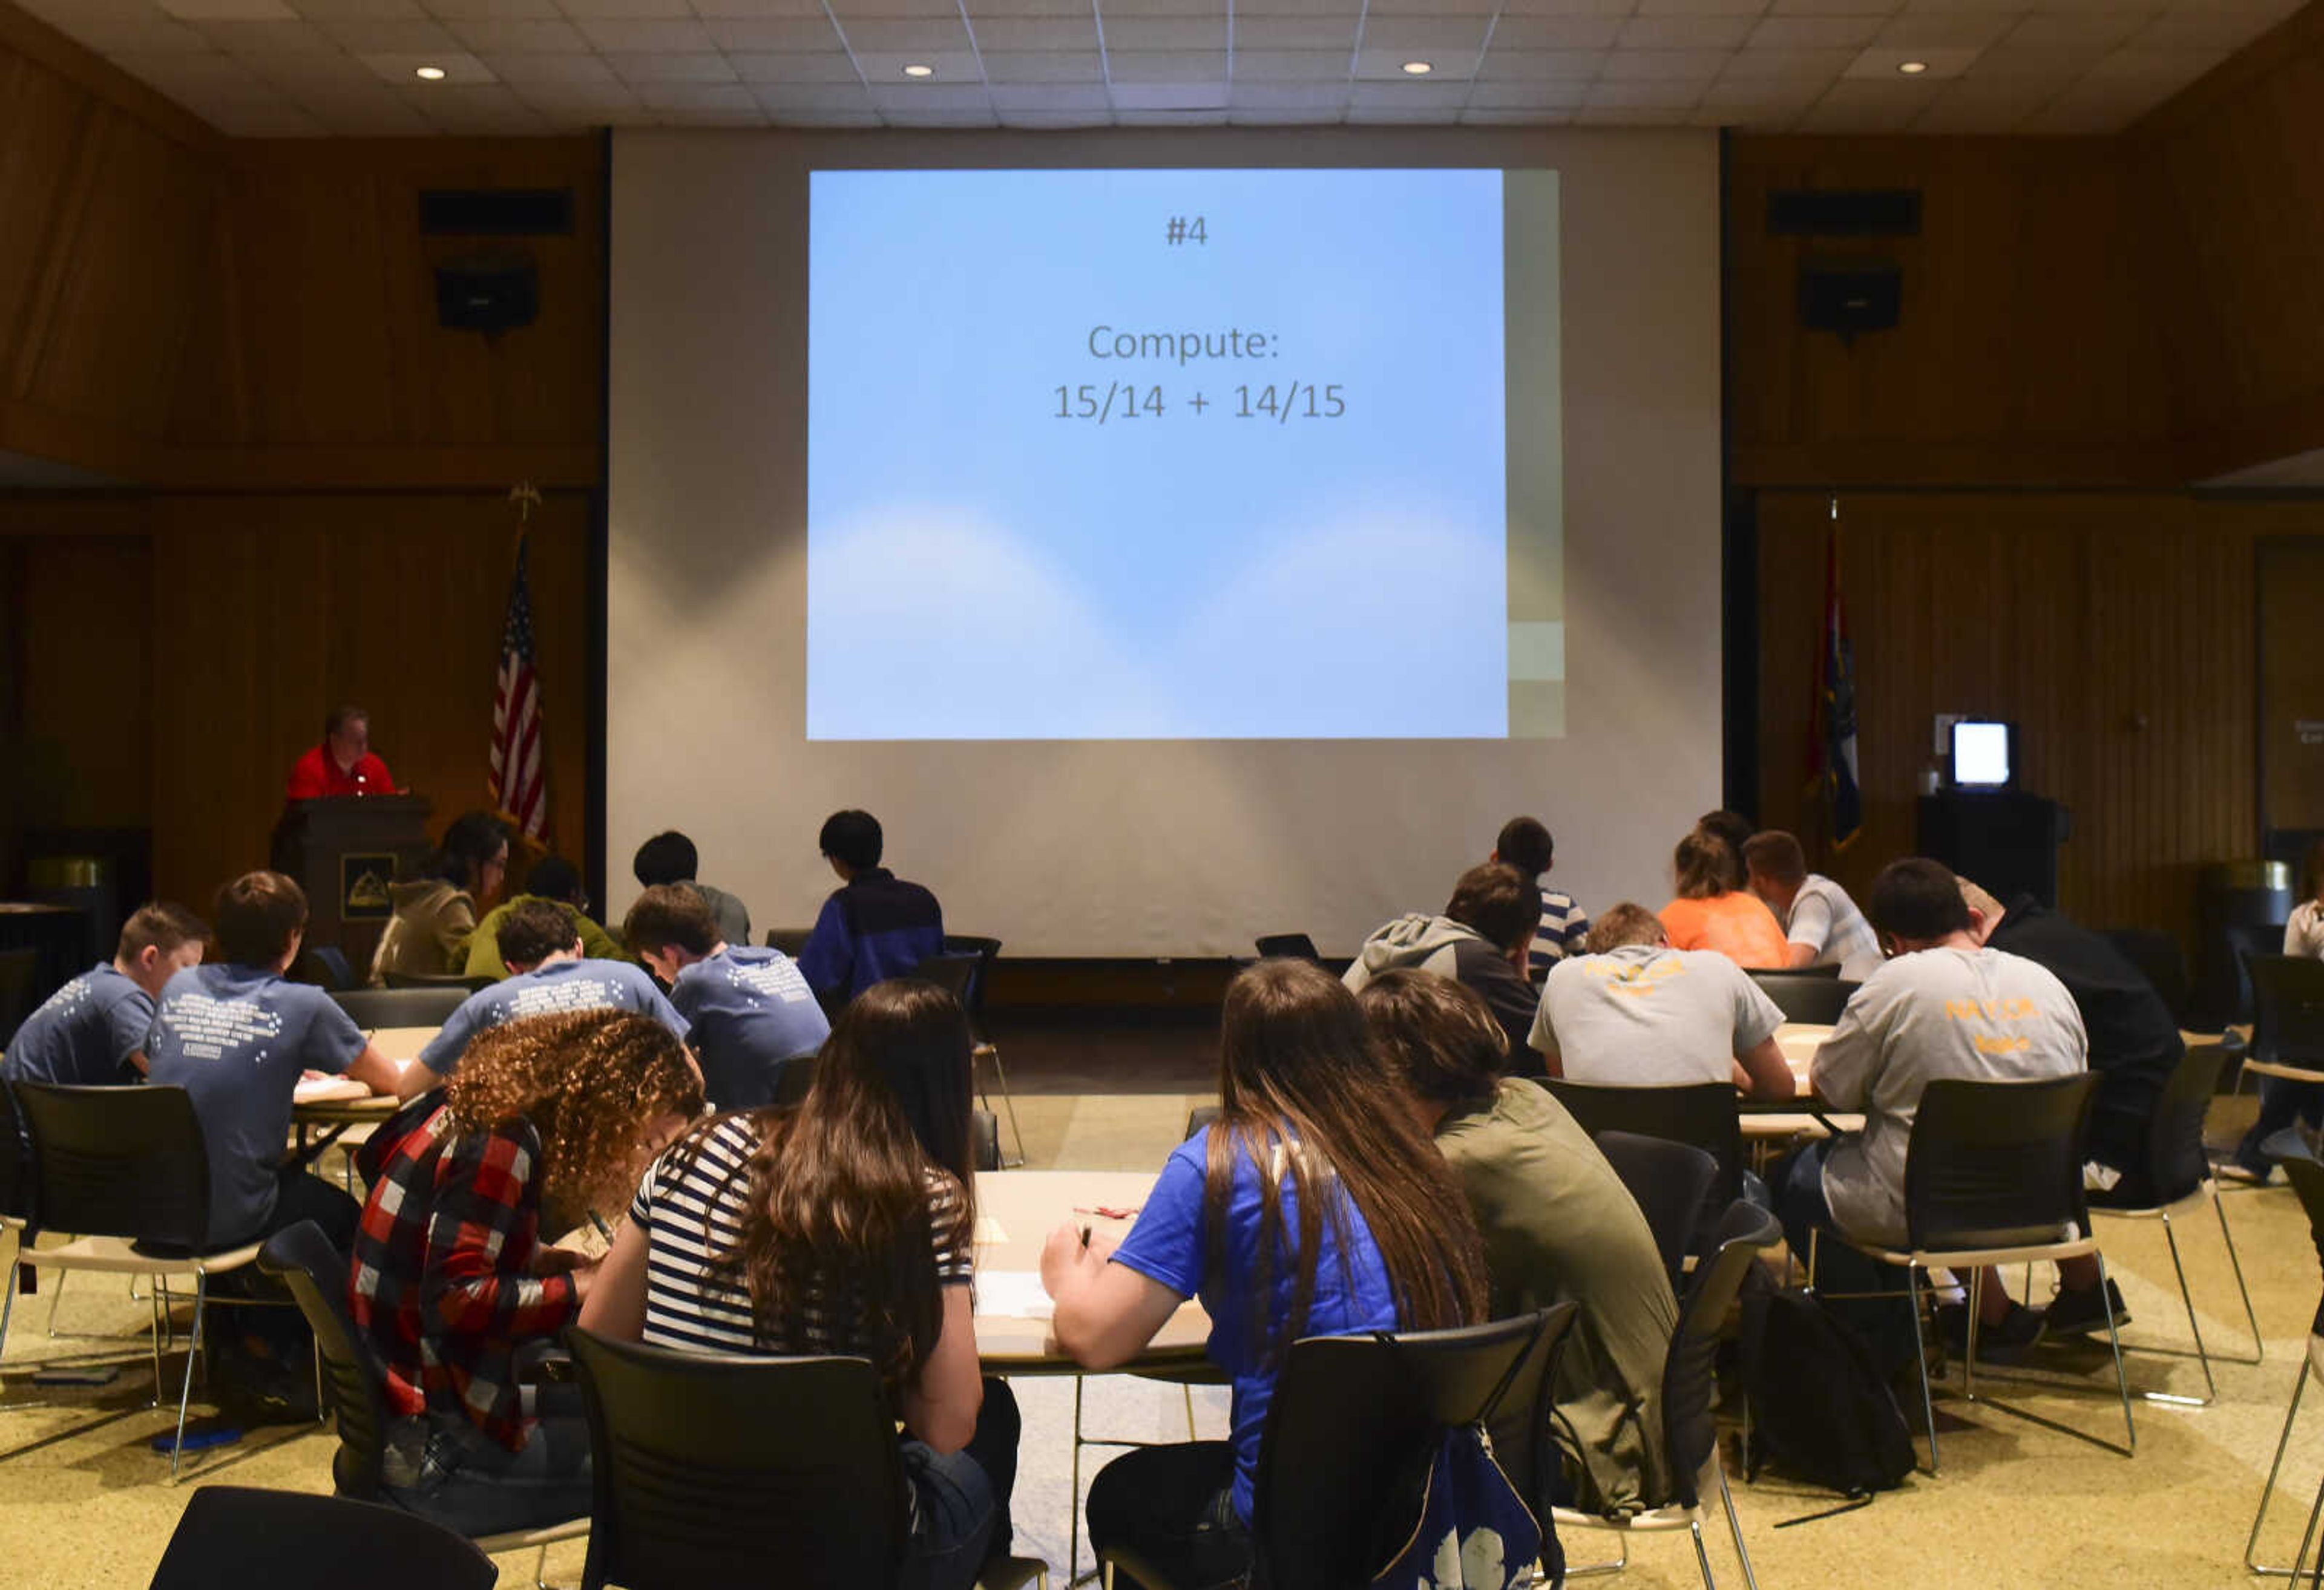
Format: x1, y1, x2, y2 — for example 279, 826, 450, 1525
435, 249, 537, 333
1798, 258, 1901, 344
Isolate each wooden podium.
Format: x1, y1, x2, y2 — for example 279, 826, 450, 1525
271, 796, 433, 972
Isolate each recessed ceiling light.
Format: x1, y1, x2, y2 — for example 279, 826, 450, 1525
902, 62, 934, 77
1401, 60, 1432, 75
1897, 60, 1928, 74
415, 64, 446, 80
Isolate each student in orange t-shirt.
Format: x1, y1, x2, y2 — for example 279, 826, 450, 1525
1659, 829, 1789, 969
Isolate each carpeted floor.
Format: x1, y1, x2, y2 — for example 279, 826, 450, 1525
4, 1032, 2320, 1588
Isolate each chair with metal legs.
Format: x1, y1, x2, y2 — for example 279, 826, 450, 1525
1806, 1073, 2136, 1475
0, 1082, 270, 1480
2084, 1042, 2261, 1406
2243, 1155, 2324, 1577
1550, 1203, 1782, 1590
946, 935, 1027, 1168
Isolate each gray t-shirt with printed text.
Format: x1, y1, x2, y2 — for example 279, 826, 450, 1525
1530, 944, 1785, 1086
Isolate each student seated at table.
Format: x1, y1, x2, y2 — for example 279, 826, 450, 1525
1527, 903, 1794, 1102
1742, 830, 1882, 983
580, 980, 1019, 1588
1659, 830, 1789, 970
1774, 859, 2087, 1373
144, 872, 404, 1386
1, 901, 207, 1085
462, 854, 625, 982
798, 808, 946, 1009
1042, 959, 1488, 1590
2219, 840, 2324, 1183
632, 829, 753, 955
399, 900, 688, 1099
1361, 967, 1678, 1519
1344, 862, 1544, 1070
620, 884, 830, 1111
369, 810, 509, 986
352, 1010, 703, 1538
1492, 815, 1591, 980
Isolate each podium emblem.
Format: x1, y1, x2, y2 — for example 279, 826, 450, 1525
342, 854, 396, 920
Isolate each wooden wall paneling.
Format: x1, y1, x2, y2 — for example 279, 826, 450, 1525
143, 493, 592, 915
2259, 537, 2324, 834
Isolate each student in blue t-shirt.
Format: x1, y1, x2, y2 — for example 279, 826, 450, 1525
622, 885, 830, 1111
145, 872, 405, 1258
400, 898, 689, 1098
1040, 959, 1490, 1589
2, 901, 208, 1086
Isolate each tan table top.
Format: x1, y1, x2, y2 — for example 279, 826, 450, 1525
971, 1170, 1211, 1372
366, 1026, 439, 1065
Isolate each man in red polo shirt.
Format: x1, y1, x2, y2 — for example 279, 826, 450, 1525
286, 705, 395, 799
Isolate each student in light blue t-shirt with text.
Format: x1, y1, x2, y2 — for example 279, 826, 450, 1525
623, 884, 830, 1112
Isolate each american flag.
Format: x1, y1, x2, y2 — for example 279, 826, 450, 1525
488, 533, 548, 842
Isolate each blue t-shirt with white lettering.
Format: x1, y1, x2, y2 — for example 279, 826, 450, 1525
1109, 1130, 1399, 1525
668, 946, 830, 1111
417, 957, 689, 1079
145, 964, 367, 1248
2, 961, 154, 1086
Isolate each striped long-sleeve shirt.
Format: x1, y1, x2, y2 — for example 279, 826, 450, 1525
349, 1105, 577, 1451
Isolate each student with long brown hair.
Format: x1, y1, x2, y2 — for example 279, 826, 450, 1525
1042, 958, 1489, 1590
349, 1009, 704, 1537
580, 979, 1019, 1589
1658, 828, 1788, 969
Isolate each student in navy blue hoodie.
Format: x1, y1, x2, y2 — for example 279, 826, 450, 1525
798, 809, 945, 1010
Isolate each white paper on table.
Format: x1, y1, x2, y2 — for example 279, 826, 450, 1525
974, 1269, 1054, 1320
292, 1075, 368, 1104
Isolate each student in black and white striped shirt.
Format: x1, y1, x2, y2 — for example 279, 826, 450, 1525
580, 980, 1019, 1588
1494, 816, 1592, 981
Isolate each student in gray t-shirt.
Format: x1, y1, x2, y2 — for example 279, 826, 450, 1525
403, 899, 689, 1098
2, 903, 208, 1087
1742, 830, 1882, 983
1529, 903, 1795, 1101
1775, 859, 2086, 1370
623, 885, 830, 1111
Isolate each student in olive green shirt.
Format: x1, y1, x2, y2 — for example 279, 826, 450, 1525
1358, 967, 1679, 1519
464, 855, 626, 981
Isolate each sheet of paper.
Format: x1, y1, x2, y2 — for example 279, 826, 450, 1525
292, 1075, 369, 1104
974, 1269, 1054, 1320
973, 1215, 1008, 1246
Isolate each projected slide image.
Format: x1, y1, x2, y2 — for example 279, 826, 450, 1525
807, 168, 1561, 741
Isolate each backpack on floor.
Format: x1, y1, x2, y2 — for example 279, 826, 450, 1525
1370, 1425, 1557, 1590
1739, 1282, 1915, 1499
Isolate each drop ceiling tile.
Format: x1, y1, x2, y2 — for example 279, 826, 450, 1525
45, 15, 215, 50
1109, 79, 1230, 104
1571, 103, 1687, 122
480, 48, 618, 78
1098, 0, 1229, 13
1874, 10, 2013, 48
1113, 106, 1230, 120
244, 48, 380, 88
422, 0, 563, 16
442, 14, 585, 45
360, 47, 496, 77
1104, 14, 1225, 45
839, 16, 973, 49
1229, 78, 1351, 103
692, 0, 830, 16
552, 0, 691, 16
1361, 12, 1491, 46
1354, 44, 1472, 73
1460, 105, 1574, 122
1228, 105, 1347, 119
1844, 43, 1978, 74
509, 77, 645, 108
1106, 48, 1229, 76
635, 80, 758, 105
1768, 0, 1906, 14
880, 106, 1002, 122
1719, 42, 1854, 73
576, 15, 711, 45
1584, 77, 1704, 103
198, 18, 338, 48
163, 0, 297, 18
1508, 0, 1636, 14
1233, 47, 1357, 77
409, 79, 545, 125
865, 81, 994, 106
727, 50, 867, 79
963, 0, 1094, 17
1349, 77, 1470, 105
1635, 0, 1766, 13
1600, 46, 1729, 77
706, 17, 842, 47
1796, 78, 1940, 128
1747, 15, 1883, 46
2004, 11, 2142, 48
1618, 13, 1756, 45
1696, 75, 1823, 107
320, 15, 459, 45
1235, 0, 1362, 18
766, 108, 882, 123
2086, 44, 2228, 79
979, 48, 1108, 79
1466, 76, 1588, 103
997, 106, 1117, 123
604, 50, 740, 78
287, 0, 427, 15
1232, 15, 1356, 47
752, 80, 875, 106
1474, 46, 1606, 76
990, 80, 1115, 105
970, 15, 1098, 47
1487, 15, 1620, 46
1966, 39, 2106, 77
284, 83, 437, 128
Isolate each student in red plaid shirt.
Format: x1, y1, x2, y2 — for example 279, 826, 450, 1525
349, 1009, 703, 1537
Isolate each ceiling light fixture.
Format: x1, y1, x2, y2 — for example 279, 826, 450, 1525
1897, 60, 1928, 74
1401, 59, 1432, 75
415, 64, 446, 80
902, 62, 934, 77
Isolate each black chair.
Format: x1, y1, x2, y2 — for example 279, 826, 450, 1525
294, 946, 357, 992
1253, 934, 1322, 963
331, 986, 470, 1030
2228, 923, 2288, 1025
1540, 1080, 1744, 1209
2247, 955, 2324, 1072
763, 927, 813, 957
148, 1485, 497, 1590
383, 970, 496, 994
1806, 1072, 2132, 1473
1744, 970, 1857, 1026
566, 1329, 1048, 1590
0, 1081, 29, 1225
2244, 1154, 2324, 1580
917, 949, 1025, 1166
770, 1053, 815, 1108
2, 1083, 271, 1477
2098, 928, 2193, 1028
1551, 1202, 1782, 1589
1100, 1307, 1576, 1590
2086, 1043, 2261, 1403
0, 946, 43, 1048
1184, 1104, 1221, 1140
1592, 1130, 1718, 1294
255, 1221, 588, 1567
